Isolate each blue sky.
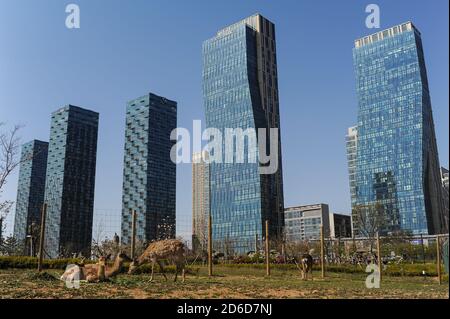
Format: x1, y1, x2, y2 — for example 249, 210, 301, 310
0, 0, 448, 238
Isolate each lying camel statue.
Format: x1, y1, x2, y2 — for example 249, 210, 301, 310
60, 252, 131, 283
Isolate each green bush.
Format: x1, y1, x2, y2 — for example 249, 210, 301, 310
0, 256, 444, 278
0, 256, 94, 270
212, 262, 442, 277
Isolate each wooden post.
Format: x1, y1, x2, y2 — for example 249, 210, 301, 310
28, 223, 34, 257
352, 233, 356, 253
207, 161, 213, 277
131, 209, 137, 260
420, 234, 425, 264
376, 232, 382, 282
436, 235, 442, 285
208, 213, 213, 277
255, 233, 259, 264
265, 220, 270, 276
337, 236, 341, 262
37, 203, 47, 272
320, 225, 325, 278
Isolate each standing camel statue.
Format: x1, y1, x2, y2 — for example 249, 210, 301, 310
292, 250, 314, 281
128, 239, 186, 282
299, 253, 314, 281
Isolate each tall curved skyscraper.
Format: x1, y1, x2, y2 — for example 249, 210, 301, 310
353, 22, 445, 236
202, 14, 285, 252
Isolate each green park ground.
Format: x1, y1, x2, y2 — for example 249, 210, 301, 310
0, 265, 448, 299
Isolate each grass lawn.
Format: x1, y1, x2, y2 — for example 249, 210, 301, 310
0, 266, 448, 299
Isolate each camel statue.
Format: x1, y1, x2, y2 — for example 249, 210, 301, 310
86, 255, 107, 283
128, 239, 186, 282
291, 249, 314, 281
299, 253, 314, 281
60, 252, 131, 283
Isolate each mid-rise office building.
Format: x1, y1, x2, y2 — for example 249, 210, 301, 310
353, 22, 445, 236
203, 14, 285, 252
284, 204, 330, 242
346, 126, 358, 207
121, 93, 177, 245
13, 140, 48, 254
44, 105, 99, 258
192, 151, 209, 252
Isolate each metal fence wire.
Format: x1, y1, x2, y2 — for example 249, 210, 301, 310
2, 208, 449, 284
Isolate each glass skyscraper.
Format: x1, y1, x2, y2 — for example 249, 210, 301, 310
353, 22, 445, 235
121, 93, 177, 245
202, 14, 285, 252
44, 105, 99, 258
13, 140, 48, 253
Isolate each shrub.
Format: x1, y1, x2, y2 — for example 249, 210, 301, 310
0, 256, 444, 278
0, 256, 94, 270
212, 262, 443, 277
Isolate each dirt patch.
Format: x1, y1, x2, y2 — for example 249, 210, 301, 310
0, 269, 448, 299
126, 288, 149, 299
161, 286, 249, 299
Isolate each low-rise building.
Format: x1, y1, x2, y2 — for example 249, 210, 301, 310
284, 204, 330, 242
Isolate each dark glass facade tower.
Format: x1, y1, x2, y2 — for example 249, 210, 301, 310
353, 22, 445, 235
13, 140, 48, 253
44, 105, 99, 258
202, 14, 285, 252
121, 93, 177, 245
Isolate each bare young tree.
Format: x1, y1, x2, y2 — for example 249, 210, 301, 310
352, 202, 387, 239
0, 123, 23, 241
352, 202, 389, 254
0, 201, 13, 243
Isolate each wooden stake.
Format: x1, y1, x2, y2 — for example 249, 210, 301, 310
436, 235, 441, 285
265, 220, 270, 276
208, 213, 213, 277
320, 225, 325, 278
420, 234, 425, 264
352, 233, 356, 253
29, 223, 34, 257
37, 203, 47, 272
131, 209, 137, 260
376, 232, 382, 282
207, 163, 213, 277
